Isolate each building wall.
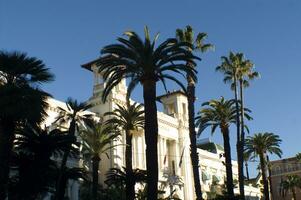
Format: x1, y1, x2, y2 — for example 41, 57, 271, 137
270, 157, 301, 200
42, 60, 261, 199
83, 62, 261, 199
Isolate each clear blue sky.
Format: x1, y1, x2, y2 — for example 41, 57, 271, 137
1, 0, 301, 177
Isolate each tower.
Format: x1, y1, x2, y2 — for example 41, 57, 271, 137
81, 58, 127, 115
81, 58, 128, 183
157, 90, 188, 125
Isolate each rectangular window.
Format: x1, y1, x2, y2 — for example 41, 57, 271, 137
182, 103, 187, 115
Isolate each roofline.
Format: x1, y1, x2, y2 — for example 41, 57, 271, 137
270, 156, 298, 163
245, 172, 261, 183
156, 90, 186, 102
81, 58, 101, 71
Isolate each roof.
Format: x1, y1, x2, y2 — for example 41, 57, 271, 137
81, 54, 119, 71
270, 156, 298, 164
81, 58, 101, 71
197, 142, 224, 154
156, 90, 186, 102
245, 172, 261, 185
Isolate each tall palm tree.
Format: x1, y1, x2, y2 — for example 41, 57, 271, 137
11, 125, 78, 199
237, 57, 259, 199
266, 155, 274, 200
54, 98, 93, 200
0, 51, 54, 199
244, 132, 282, 200
80, 121, 120, 200
196, 97, 251, 198
216, 52, 245, 198
176, 25, 213, 200
97, 26, 199, 200
105, 102, 144, 200
216, 52, 259, 199
280, 175, 301, 200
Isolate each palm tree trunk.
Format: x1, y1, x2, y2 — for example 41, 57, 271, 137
142, 80, 158, 200
266, 155, 273, 200
125, 129, 135, 200
259, 153, 270, 200
92, 155, 100, 200
245, 161, 250, 180
0, 119, 15, 200
55, 120, 76, 200
232, 76, 244, 200
238, 79, 245, 199
187, 75, 203, 200
222, 127, 234, 198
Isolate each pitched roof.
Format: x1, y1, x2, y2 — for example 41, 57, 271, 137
156, 90, 186, 102
81, 58, 101, 71
197, 142, 224, 154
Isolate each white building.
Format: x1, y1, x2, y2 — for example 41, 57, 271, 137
44, 58, 261, 199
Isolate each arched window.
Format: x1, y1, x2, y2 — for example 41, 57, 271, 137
287, 164, 292, 172
274, 166, 281, 174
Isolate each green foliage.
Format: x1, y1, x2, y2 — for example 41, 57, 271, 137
97, 26, 200, 101
98, 27, 200, 200
280, 175, 301, 199
9, 125, 83, 199
80, 167, 146, 200
196, 97, 252, 135
176, 25, 213, 53
104, 102, 144, 133
14, 125, 79, 159
295, 152, 301, 161
175, 25, 212, 200
244, 132, 283, 160
216, 52, 259, 90
105, 167, 147, 187
79, 182, 125, 200
54, 98, 93, 200
0, 52, 54, 200
136, 184, 182, 200
159, 173, 183, 200
54, 97, 93, 132
80, 121, 119, 161
0, 51, 54, 123
245, 133, 282, 200
105, 102, 144, 200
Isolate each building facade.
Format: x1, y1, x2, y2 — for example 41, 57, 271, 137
270, 157, 301, 200
43, 59, 261, 199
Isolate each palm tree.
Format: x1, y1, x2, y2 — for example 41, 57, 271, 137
80, 121, 120, 200
296, 153, 301, 161
196, 97, 251, 198
176, 25, 213, 200
105, 102, 144, 200
0, 51, 54, 199
237, 57, 259, 199
11, 125, 78, 199
14, 125, 79, 162
58, 167, 87, 198
54, 97, 93, 200
244, 132, 282, 200
216, 52, 245, 198
105, 167, 147, 188
280, 175, 301, 200
97, 26, 199, 200
266, 155, 274, 200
